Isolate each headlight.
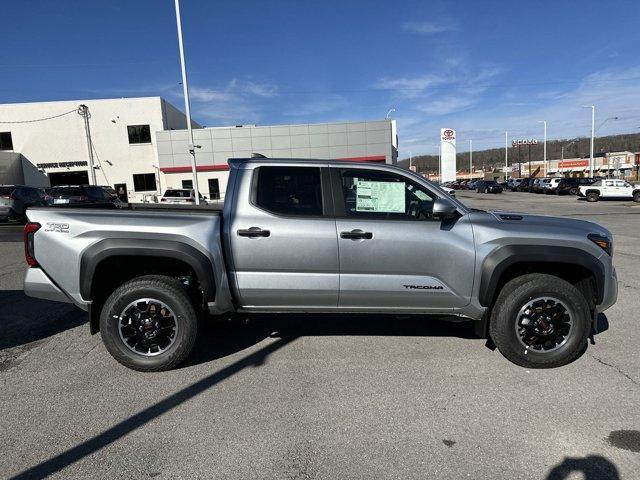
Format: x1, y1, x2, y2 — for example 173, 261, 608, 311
588, 233, 612, 256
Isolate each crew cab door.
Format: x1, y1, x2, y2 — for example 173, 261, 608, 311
331, 166, 476, 311
226, 164, 339, 309
601, 180, 617, 197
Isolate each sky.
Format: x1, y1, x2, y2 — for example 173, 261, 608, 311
2, 0, 640, 156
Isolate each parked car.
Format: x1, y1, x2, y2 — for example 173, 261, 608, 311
507, 178, 523, 191
556, 177, 597, 196
47, 185, 122, 206
467, 180, 478, 190
543, 178, 562, 194
439, 184, 456, 197
579, 179, 640, 202
517, 178, 531, 191
528, 178, 543, 193
160, 188, 207, 204
533, 178, 551, 193
0, 185, 48, 222
24, 158, 617, 371
475, 180, 503, 193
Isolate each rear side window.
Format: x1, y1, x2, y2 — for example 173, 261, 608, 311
256, 166, 322, 216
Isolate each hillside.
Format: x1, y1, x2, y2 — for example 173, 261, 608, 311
398, 132, 640, 173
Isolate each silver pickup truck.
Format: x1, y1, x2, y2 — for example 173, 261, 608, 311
23, 159, 617, 371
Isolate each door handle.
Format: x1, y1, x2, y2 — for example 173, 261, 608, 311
340, 230, 373, 240
237, 227, 270, 238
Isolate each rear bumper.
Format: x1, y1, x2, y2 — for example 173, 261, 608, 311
24, 267, 73, 304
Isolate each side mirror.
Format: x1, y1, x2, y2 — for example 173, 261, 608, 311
432, 198, 457, 220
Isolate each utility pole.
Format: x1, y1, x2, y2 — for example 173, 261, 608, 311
469, 139, 473, 178
77, 104, 96, 186
438, 145, 441, 182
505, 131, 508, 181
175, 0, 200, 204
409, 151, 412, 170
583, 105, 595, 178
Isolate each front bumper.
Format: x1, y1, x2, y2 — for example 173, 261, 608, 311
24, 268, 72, 304
597, 265, 618, 313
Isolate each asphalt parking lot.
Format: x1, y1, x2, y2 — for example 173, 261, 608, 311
1, 193, 639, 479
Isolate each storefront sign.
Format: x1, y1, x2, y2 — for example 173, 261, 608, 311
36, 161, 88, 169
512, 139, 538, 146
558, 159, 588, 169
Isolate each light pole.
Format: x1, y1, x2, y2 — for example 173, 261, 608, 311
438, 145, 441, 182
538, 120, 547, 174
409, 151, 412, 170
469, 139, 473, 179
582, 105, 595, 178
175, 0, 200, 204
385, 108, 396, 119
504, 131, 508, 180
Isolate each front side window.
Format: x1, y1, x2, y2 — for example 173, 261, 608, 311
127, 125, 151, 144
0, 132, 13, 150
340, 169, 436, 220
256, 166, 322, 216
133, 173, 157, 192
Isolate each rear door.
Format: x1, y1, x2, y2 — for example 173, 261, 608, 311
332, 166, 475, 311
602, 180, 616, 197
227, 165, 339, 309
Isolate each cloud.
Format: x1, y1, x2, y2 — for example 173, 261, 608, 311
394, 66, 640, 156
184, 79, 279, 123
374, 75, 449, 98
401, 21, 456, 35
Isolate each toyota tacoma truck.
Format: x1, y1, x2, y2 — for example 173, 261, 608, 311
579, 179, 640, 202
23, 159, 617, 371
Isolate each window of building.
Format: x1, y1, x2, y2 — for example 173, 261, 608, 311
255, 166, 322, 216
127, 125, 151, 144
208, 178, 220, 200
340, 169, 436, 220
133, 173, 157, 192
0, 132, 13, 150
182, 179, 193, 189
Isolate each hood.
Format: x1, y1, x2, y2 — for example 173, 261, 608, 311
483, 209, 612, 239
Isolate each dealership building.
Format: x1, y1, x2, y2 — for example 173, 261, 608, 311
156, 119, 398, 199
0, 97, 398, 202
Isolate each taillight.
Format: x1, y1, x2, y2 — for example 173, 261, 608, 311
24, 222, 41, 266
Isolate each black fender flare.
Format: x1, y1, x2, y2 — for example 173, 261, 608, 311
79, 238, 216, 302
478, 245, 605, 307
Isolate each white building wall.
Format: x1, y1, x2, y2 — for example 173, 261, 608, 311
0, 97, 193, 202
156, 119, 397, 198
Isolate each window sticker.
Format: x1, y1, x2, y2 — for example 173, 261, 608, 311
355, 180, 405, 213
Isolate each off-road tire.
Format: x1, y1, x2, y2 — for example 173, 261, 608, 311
490, 274, 590, 368
100, 275, 199, 372
586, 192, 599, 202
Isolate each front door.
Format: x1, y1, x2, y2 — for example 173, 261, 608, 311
332, 166, 476, 311
227, 165, 339, 309
114, 184, 128, 203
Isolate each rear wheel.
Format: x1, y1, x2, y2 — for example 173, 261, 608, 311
99, 275, 199, 371
586, 191, 599, 202
633, 191, 640, 203
490, 274, 590, 368
569, 187, 579, 195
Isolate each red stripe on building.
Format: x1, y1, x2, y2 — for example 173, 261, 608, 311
160, 164, 230, 173
159, 155, 387, 173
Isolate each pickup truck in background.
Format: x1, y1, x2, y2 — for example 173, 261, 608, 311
580, 179, 640, 202
23, 159, 618, 371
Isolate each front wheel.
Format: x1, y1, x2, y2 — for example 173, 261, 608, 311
569, 187, 579, 195
586, 192, 599, 202
490, 274, 590, 368
633, 191, 640, 203
99, 275, 199, 371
